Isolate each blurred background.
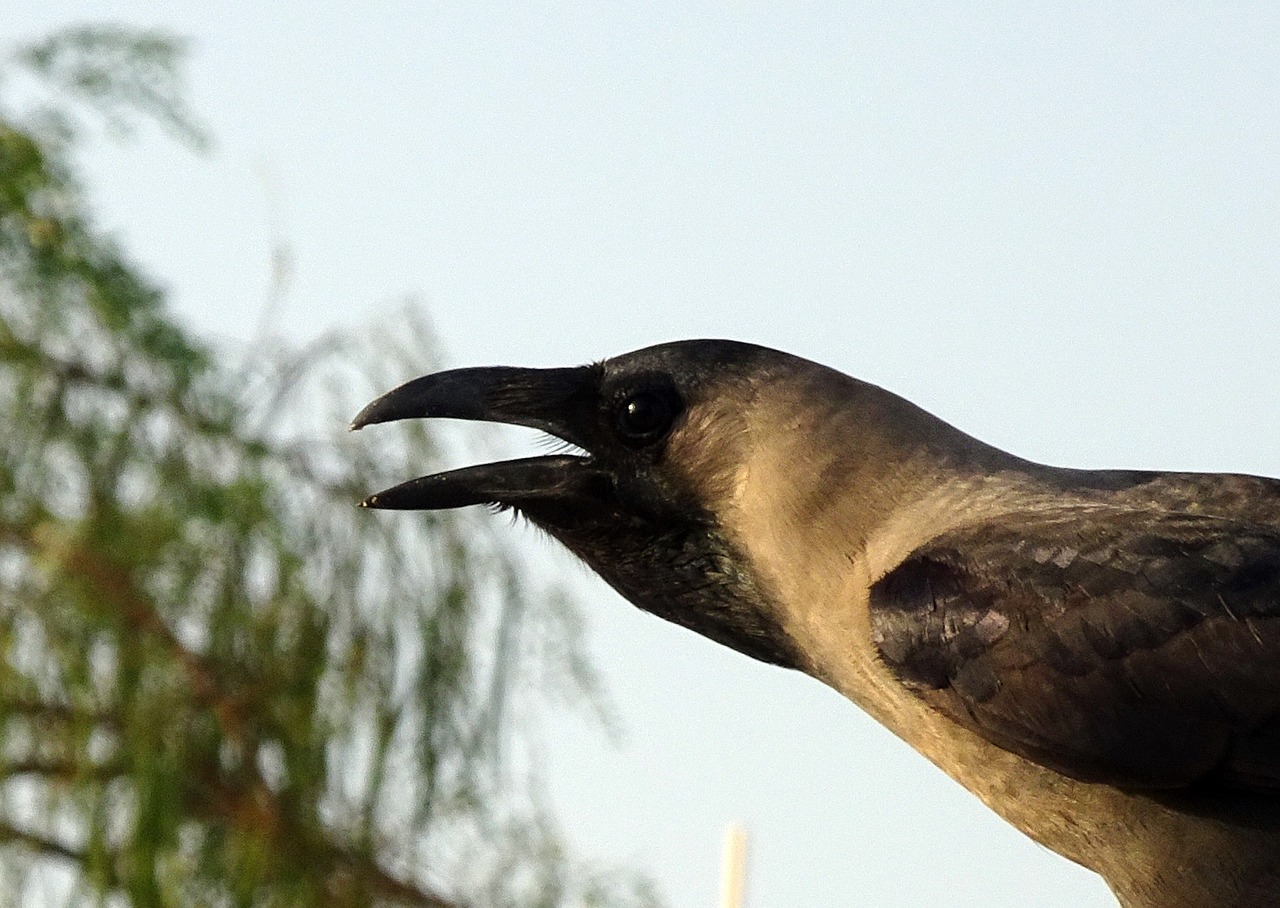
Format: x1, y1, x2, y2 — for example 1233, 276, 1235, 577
4, 5, 1279, 906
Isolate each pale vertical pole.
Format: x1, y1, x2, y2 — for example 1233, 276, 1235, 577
718, 823, 748, 908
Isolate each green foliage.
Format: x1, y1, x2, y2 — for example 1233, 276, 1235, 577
0, 26, 658, 908
16, 25, 208, 148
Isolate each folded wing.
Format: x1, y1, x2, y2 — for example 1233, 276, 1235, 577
870, 507, 1280, 790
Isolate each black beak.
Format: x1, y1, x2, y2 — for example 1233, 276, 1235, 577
351, 365, 610, 512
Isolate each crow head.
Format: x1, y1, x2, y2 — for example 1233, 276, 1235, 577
351, 339, 810, 668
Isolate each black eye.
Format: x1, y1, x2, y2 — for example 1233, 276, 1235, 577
614, 389, 680, 444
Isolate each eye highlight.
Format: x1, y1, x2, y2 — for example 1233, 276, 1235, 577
614, 388, 681, 445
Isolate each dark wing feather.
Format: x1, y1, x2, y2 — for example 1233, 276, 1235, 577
870, 507, 1280, 791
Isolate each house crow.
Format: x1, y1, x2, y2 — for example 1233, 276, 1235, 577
352, 340, 1280, 908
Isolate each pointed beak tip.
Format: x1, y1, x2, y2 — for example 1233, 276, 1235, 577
348, 404, 382, 431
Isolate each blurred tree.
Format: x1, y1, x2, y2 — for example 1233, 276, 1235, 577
0, 26, 656, 908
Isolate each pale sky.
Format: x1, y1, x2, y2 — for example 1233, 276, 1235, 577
10, 5, 1280, 906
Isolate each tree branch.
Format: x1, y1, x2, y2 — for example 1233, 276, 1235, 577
0, 818, 120, 890
1, 694, 121, 730
0, 820, 85, 864
0, 757, 125, 783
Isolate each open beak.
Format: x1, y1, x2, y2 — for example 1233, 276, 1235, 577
351, 365, 610, 512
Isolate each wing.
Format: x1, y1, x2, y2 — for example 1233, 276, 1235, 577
870, 506, 1280, 791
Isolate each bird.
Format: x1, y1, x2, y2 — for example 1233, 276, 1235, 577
351, 340, 1280, 908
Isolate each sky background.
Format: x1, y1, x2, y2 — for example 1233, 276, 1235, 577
9, 5, 1280, 906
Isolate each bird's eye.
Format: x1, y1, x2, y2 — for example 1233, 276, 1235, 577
614, 389, 679, 444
